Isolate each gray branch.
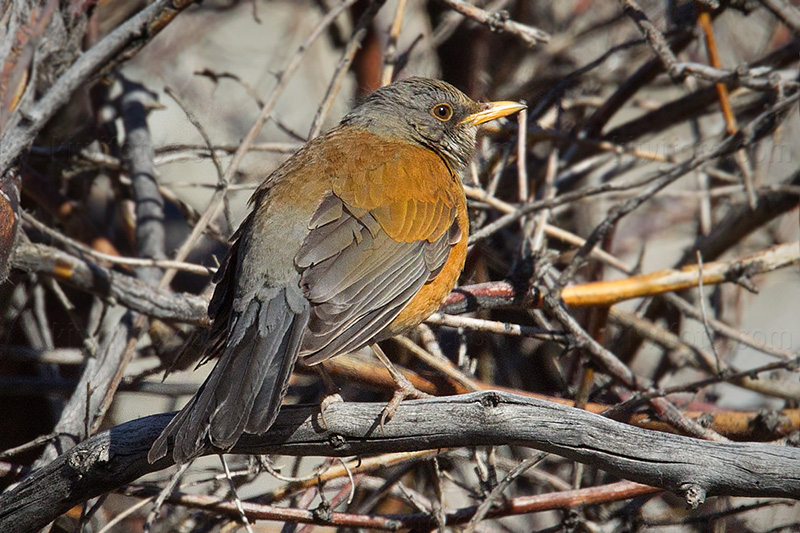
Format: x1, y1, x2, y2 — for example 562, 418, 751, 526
2, 391, 799, 532
121, 78, 167, 284
10, 242, 207, 324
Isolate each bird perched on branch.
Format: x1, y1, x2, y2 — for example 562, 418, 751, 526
149, 77, 525, 464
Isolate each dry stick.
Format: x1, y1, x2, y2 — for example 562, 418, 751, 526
662, 291, 795, 361
21, 212, 212, 275
295, 473, 361, 533
560, 242, 800, 307
43, 277, 98, 356
760, 0, 800, 36
530, 147, 558, 253
426, 312, 564, 341
97, 497, 153, 533
697, 12, 738, 134
380, 0, 409, 86
122, 79, 167, 284
640, 500, 794, 529
436, 0, 550, 45
696, 9, 757, 209
683, 74, 715, 236
10, 242, 208, 324
1, 346, 84, 366
164, 86, 230, 227
694, 250, 722, 373
531, 126, 672, 162
464, 453, 548, 533
516, 109, 529, 205
447, 481, 660, 527
618, 0, 681, 79
308, 0, 386, 139
128, 479, 658, 530
154, 141, 301, 158
672, 62, 798, 91
143, 461, 190, 532
612, 354, 800, 412
431, 0, 507, 46
0, 0, 196, 171
394, 334, 481, 393
263, 451, 437, 503
219, 455, 255, 533
5, 391, 800, 532
610, 309, 800, 402
161, 0, 360, 289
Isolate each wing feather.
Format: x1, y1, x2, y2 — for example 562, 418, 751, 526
296, 193, 458, 364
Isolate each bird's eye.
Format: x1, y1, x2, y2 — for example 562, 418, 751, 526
431, 103, 453, 121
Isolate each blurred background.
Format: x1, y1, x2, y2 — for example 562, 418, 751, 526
2, 0, 800, 530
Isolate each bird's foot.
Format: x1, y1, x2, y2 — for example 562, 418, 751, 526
379, 375, 432, 432
317, 393, 344, 429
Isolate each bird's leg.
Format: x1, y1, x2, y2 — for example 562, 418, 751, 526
314, 362, 343, 429
370, 343, 433, 430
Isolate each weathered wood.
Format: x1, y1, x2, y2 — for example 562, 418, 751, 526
2, 391, 799, 532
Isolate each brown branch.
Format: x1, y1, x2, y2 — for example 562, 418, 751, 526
560, 242, 800, 307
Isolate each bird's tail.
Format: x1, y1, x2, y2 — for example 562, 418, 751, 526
148, 288, 310, 464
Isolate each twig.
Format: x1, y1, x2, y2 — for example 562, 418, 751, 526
759, 0, 800, 36
618, 0, 681, 80
121, 77, 167, 284
22, 211, 214, 275
436, 0, 550, 46
695, 250, 722, 373
219, 454, 255, 533
380, 0, 408, 86
465, 453, 547, 532
426, 312, 565, 341
0, 0, 196, 171
560, 242, 800, 307
10, 241, 208, 324
309, 0, 386, 139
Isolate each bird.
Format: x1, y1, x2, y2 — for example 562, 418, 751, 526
149, 77, 525, 464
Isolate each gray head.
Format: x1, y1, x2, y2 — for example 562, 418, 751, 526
341, 77, 525, 173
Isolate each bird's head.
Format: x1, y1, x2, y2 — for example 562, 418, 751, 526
342, 77, 525, 173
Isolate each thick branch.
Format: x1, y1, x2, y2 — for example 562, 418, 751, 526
2, 392, 799, 532
10, 242, 207, 324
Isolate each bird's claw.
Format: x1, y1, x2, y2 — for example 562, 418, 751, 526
379, 377, 432, 432
318, 393, 344, 429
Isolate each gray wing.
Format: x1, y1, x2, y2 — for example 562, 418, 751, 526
149, 215, 310, 464
296, 194, 459, 365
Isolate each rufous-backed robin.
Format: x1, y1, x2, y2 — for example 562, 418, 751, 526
149, 77, 525, 464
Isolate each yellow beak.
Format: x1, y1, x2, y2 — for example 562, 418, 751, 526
461, 101, 526, 126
